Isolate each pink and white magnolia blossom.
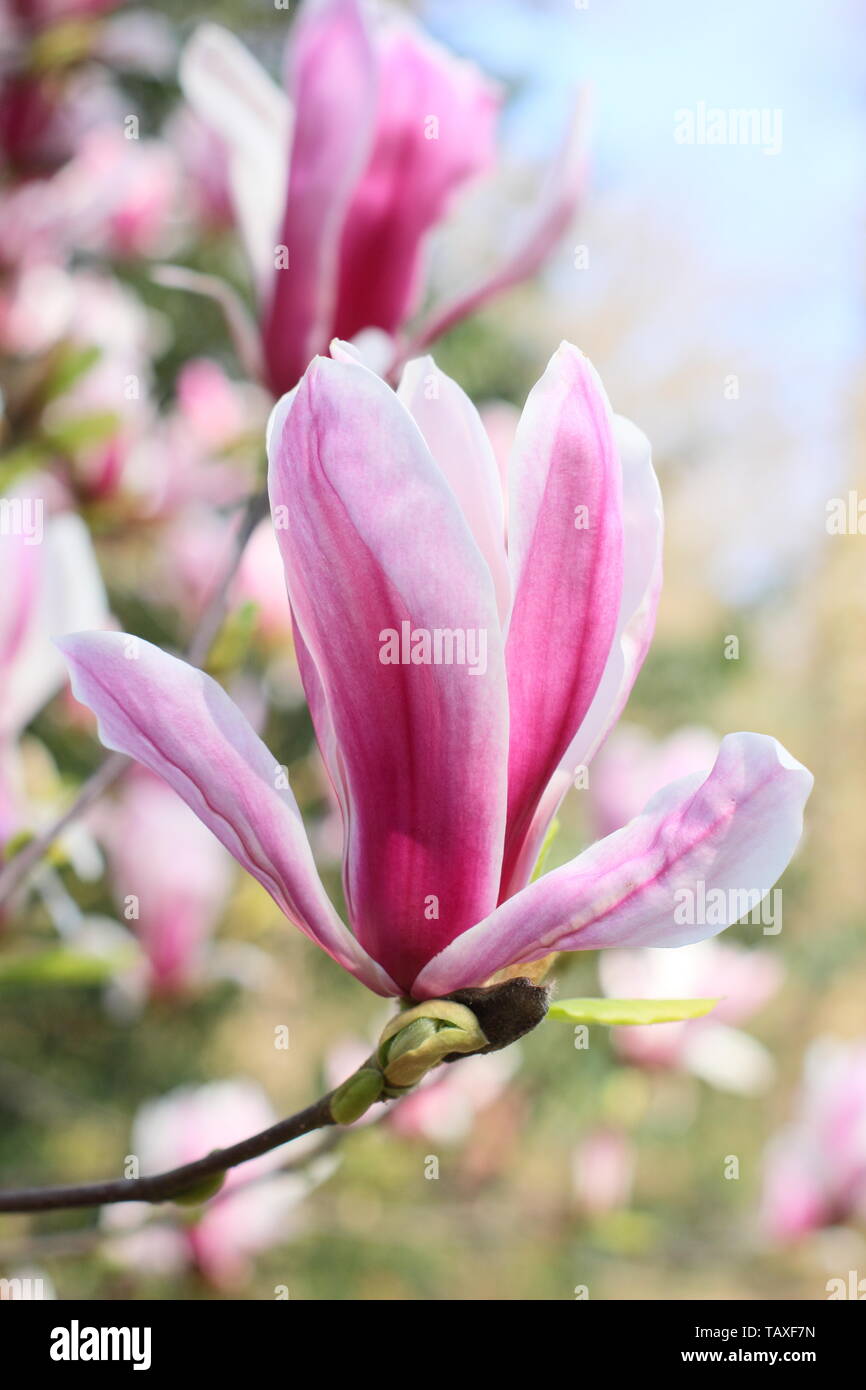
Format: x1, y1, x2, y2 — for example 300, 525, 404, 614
0, 497, 107, 829
60, 343, 812, 1002
571, 1127, 636, 1218
599, 941, 783, 1095
589, 723, 721, 840
590, 728, 785, 1094
179, 0, 585, 394
102, 766, 234, 996
100, 1080, 334, 1288
761, 1040, 866, 1242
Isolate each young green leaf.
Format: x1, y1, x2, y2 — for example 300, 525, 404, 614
547, 996, 719, 1026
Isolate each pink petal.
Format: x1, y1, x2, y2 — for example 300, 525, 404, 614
268, 356, 509, 994
501, 411, 662, 896
332, 19, 500, 345
262, 0, 378, 394
58, 631, 396, 995
407, 88, 587, 354
179, 24, 291, 297
501, 343, 623, 897
109, 766, 234, 994
761, 1135, 828, 1242
1, 510, 109, 741
397, 355, 510, 625
414, 733, 813, 997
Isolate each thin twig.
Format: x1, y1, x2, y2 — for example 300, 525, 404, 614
0, 752, 128, 907
0, 981, 550, 1215
0, 489, 269, 907
184, 489, 269, 667
0, 1089, 338, 1213
0, 1130, 345, 1252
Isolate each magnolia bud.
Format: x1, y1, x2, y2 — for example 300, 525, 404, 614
378, 1000, 488, 1090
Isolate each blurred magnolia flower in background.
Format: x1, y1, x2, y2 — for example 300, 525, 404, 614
60, 344, 812, 1003
588, 723, 720, 841
599, 941, 783, 1095
571, 1126, 636, 1218
389, 1047, 519, 1144
0, 495, 108, 841
100, 766, 234, 998
231, 517, 296, 645
179, 0, 585, 392
101, 1080, 336, 1289
761, 1040, 866, 1243
55, 128, 182, 262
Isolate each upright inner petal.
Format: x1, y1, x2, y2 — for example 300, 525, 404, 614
269, 357, 509, 992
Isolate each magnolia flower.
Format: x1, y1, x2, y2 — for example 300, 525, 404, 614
167, 107, 235, 232
572, 1127, 636, 1217
10, 0, 121, 29
589, 723, 721, 840
0, 500, 107, 747
179, 0, 585, 393
58, 128, 181, 261
761, 1040, 866, 1242
0, 496, 108, 861
60, 343, 812, 1007
102, 766, 234, 996
599, 941, 783, 1095
101, 1080, 334, 1288
231, 516, 296, 643
0, 496, 108, 845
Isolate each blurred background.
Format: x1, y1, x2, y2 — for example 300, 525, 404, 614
1, 0, 864, 1300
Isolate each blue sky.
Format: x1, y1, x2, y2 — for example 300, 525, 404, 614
424, 0, 865, 598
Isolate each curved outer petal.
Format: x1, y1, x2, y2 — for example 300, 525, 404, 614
262, 0, 378, 395
331, 18, 500, 345
501, 411, 662, 896
407, 87, 587, 355
58, 631, 396, 996
414, 733, 813, 998
179, 24, 291, 298
397, 355, 510, 626
501, 343, 623, 897
267, 356, 509, 994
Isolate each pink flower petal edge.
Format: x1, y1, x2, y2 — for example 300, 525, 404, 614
57, 630, 397, 996
413, 733, 813, 998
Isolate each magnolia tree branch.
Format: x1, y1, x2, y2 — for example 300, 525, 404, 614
0, 981, 551, 1215
0, 489, 269, 907
0, 1089, 338, 1213
184, 489, 270, 667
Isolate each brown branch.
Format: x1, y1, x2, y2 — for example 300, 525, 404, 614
0, 1089, 338, 1213
0, 489, 269, 907
184, 488, 270, 667
0, 981, 550, 1216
